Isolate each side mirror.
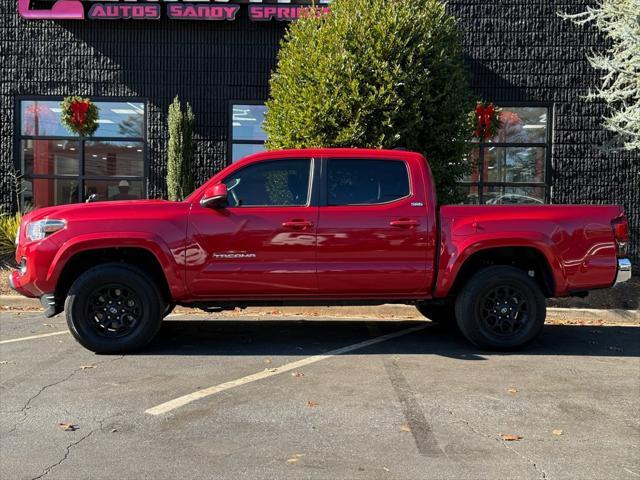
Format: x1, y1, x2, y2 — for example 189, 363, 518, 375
200, 183, 228, 209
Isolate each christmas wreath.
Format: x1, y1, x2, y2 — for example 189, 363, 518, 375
472, 101, 501, 140
60, 96, 99, 136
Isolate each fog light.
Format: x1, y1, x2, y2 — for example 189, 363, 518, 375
19, 258, 27, 275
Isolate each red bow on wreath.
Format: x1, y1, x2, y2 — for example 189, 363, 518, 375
70, 100, 90, 127
474, 103, 496, 139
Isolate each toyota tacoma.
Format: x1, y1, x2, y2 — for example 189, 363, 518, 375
9, 148, 632, 352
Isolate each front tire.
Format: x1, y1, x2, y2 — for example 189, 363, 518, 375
65, 263, 164, 354
455, 266, 546, 350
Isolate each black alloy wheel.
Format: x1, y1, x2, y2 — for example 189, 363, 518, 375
65, 263, 164, 354
86, 284, 144, 338
478, 285, 530, 337
455, 266, 546, 350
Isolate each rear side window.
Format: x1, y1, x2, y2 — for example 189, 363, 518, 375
327, 159, 410, 206
222, 159, 311, 207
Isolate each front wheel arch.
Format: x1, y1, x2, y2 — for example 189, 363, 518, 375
55, 247, 173, 308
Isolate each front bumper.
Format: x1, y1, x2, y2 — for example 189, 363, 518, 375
614, 258, 632, 285
9, 270, 60, 317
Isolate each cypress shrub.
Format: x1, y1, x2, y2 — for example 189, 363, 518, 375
167, 96, 195, 201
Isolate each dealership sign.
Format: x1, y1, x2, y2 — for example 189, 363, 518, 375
18, 0, 331, 22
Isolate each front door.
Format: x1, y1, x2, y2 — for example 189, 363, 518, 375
316, 157, 429, 297
187, 158, 318, 299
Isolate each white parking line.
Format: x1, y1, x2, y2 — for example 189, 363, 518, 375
145, 323, 428, 416
0, 331, 69, 345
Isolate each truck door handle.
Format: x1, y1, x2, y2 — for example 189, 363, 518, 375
390, 219, 419, 228
282, 220, 314, 230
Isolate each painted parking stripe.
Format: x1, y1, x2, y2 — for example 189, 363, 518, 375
0, 330, 68, 345
145, 323, 428, 416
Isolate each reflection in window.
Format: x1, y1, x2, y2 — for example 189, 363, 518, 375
231, 104, 267, 163
485, 147, 546, 183
461, 106, 550, 205
22, 178, 80, 208
327, 159, 410, 206
84, 179, 144, 202
484, 186, 545, 205
232, 143, 266, 163
21, 100, 145, 138
18, 99, 147, 208
223, 159, 311, 207
84, 141, 144, 177
22, 140, 80, 176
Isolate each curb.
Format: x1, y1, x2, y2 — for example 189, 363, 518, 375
1, 295, 638, 324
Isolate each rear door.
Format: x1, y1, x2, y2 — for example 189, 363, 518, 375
316, 156, 430, 296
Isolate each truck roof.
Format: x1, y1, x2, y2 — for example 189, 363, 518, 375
239, 148, 426, 164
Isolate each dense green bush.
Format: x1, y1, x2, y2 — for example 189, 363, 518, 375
264, 0, 474, 203
167, 96, 195, 201
0, 212, 21, 261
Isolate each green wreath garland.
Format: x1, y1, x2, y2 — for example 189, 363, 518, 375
60, 96, 100, 137
471, 101, 501, 139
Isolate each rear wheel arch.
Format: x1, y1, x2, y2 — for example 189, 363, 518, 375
448, 246, 556, 298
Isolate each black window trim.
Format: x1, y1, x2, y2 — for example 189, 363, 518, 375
15, 95, 149, 207
319, 157, 414, 207
228, 100, 267, 166
462, 102, 554, 204
221, 157, 317, 209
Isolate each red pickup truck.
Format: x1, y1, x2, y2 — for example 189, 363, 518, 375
10, 148, 632, 353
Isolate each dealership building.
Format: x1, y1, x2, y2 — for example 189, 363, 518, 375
1, 0, 638, 263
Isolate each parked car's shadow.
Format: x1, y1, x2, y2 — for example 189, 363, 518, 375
142, 318, 640, 359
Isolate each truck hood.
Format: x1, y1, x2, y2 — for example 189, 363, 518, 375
23, 200, 181, 223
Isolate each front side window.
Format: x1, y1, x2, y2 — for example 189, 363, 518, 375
461, 106, 551, 204
18, 99, 146, 208
327, 159, 410, 206
230, 104, 267, 163
223, 159, 312, 207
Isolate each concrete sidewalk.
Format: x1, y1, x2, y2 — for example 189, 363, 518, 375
2, 294, 638, 324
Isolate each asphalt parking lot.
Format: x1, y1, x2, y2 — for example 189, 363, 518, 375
1, 310, 639, 480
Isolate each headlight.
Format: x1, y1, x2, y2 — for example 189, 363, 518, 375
26, 219, 66, 242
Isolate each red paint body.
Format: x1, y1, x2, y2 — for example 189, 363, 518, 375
11, 149, 625, 304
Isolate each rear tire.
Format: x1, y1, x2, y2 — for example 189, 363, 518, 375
65, 263, 164, 354
455, 266, 546, 350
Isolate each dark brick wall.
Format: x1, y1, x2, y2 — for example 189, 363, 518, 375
0, 2, 285, 209
448, 0, 639, 264
1, 1, 638, 263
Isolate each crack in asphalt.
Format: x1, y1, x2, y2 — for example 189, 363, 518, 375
5, 356, 125, 435
29, 412, 125, 480
31, 429, 95, 480
499, 437, 548, 480
444, 409, 549, 480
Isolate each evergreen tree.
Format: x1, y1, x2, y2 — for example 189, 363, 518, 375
167, 96, 195, 201
264, 0, 475, 203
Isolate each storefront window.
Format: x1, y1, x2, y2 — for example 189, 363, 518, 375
230, 104, 267, 163
461, 106, 550, 204
18, 99, 146, 208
